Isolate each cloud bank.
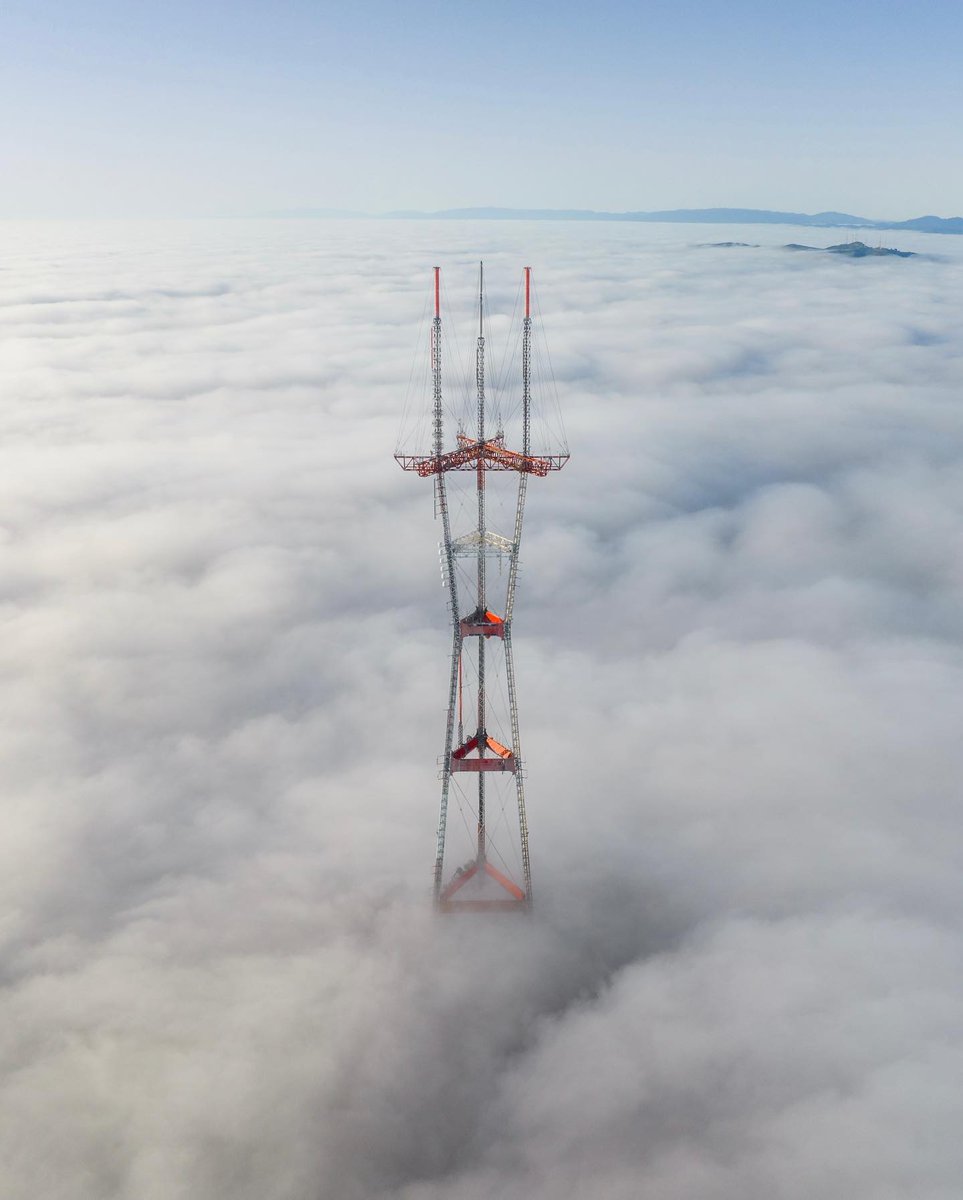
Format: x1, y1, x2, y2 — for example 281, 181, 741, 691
1, 218, 962, 1199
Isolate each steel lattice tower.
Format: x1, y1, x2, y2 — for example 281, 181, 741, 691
396, 265, 568, 911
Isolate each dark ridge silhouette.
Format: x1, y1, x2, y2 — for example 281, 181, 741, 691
271, 206, 963, 234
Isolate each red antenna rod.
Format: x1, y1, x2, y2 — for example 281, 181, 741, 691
434, 266, 440, 318
524, 266, 531, 319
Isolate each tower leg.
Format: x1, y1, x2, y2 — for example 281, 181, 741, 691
434, 626, 462, 902
504, 626, 532, 904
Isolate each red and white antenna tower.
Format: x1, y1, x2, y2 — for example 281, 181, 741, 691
396, 264, 568, 911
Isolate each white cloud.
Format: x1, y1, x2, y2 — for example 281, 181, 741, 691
1, 219, 962, 1199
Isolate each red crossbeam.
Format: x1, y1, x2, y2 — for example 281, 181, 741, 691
394, 439, 566, 478
438, 859, 527, 906
451, 733, 517, 773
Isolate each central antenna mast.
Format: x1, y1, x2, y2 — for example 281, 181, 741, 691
474, 263, 488, 866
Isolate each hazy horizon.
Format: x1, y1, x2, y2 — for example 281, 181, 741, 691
2, 204, 962, 224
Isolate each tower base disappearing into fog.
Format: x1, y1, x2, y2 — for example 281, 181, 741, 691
396, 264, 568, 911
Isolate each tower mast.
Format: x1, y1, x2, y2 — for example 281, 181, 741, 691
395, 264, 568, 911
505, 267, 533, 895
431, 267, 460, 898
475, 262, 487, 865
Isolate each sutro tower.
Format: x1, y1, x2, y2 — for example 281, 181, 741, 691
396, 264, 568, 911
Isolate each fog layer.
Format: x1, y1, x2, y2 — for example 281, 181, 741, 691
1, 219, 961, 1199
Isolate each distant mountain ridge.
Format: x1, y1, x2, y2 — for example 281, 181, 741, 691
386, 207, 963, 234
272, 206, 963, 234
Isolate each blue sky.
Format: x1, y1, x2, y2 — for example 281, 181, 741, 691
2, 0, 960, 217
